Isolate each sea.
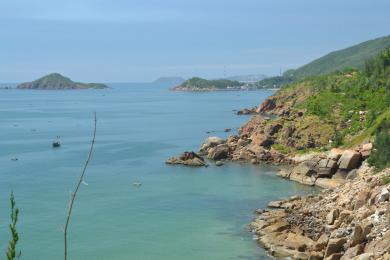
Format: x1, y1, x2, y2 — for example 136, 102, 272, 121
0, 83, 317, 259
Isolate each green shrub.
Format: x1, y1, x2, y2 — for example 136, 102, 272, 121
380, 175, 390, 185
368, 120, 390, 170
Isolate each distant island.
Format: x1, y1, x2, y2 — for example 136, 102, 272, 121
153, 77, 186, 87
171, 77, 244, 91
17, 73, 109, 90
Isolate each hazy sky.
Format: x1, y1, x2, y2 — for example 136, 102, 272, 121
1, 0, 389, 82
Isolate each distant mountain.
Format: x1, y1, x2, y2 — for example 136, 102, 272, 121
153, 77, 186, 87
225, 74, 267, 83
17, 73, 109, 90
257, 35, 390, 88
172, 77, 243, 91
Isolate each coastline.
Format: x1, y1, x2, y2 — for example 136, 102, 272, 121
168, 86, 390, 258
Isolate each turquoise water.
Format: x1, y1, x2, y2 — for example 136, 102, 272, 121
0, 85, 316, 259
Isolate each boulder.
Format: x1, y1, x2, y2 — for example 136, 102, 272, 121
292, 161, 317, 177
326, 208, 340, 225
359, 143, 373, 158
350, 253, 374, 260
215, 161, 224, 166
207, 144, 229, 160
315, 178, 345, 189
350, 224, 365, 247
317, 167, 334, 178
329, 148, 344, 160
327, 159, 339, 169
166, 151, 208, 167
337, 150, 362, 170
376, 187, 389, 203
324, 238, 347, 257
268, 200, 283, 208
325, 253, 344, 260
354, 190, 370, 210
256, 97, 276, 113
312, 234, 329, 251
341, 244, 364, 260
199, 136, 225, 154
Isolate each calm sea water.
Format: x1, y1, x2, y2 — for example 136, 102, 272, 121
0, 84, 317, 260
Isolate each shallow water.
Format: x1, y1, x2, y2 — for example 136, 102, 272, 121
0, 84, 317, 259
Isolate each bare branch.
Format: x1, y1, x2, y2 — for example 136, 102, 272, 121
64, 112, 97, 260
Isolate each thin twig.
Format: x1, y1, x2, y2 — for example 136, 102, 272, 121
64, 112, 97, 260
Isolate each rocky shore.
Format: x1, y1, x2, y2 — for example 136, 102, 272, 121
251, 163, 390, 259
166, 69, 390, 259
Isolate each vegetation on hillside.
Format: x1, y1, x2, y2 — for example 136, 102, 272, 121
257, 35, 390, 89
264, 48, 390, 155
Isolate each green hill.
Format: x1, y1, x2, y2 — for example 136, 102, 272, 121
256, 48, 390, 164
17, 73, 109, 90
172, 77, 242, 91
257, 35, 390, 88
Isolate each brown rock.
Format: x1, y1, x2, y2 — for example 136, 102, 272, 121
359, 143, 373, 158
350, 224, 365, 247
341, 244, 364, 259
325, 253, 344, 260
329, 148, 344, 160
207, 144, 229, 160
316, 178, 345, 189
324, 238, 347, 257
268, 200, 283, 208
256, 97, 276, 113
337, 150, 362, 170
354, 190, 370, 210
312, 234, 329, 251
318, 167, 334, 178
326, 208, 340, 225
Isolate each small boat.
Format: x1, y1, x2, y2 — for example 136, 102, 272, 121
52, 136, 61, 148
133, 182, 142, 187
11, 157, 18, 161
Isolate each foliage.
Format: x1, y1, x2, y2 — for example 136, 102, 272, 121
288, 35, 390, 80
179, 77, 242, 89
380, 175, 390, 185
368, 119, 390, 170
255, 76, 294, 89
296, 49, 390, 146
6, 192, 20, 260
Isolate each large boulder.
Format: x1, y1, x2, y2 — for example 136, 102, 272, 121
337, 150, 362, 170
207, 144, 229, 160
199, 136, 225, 154
324, 238, 347, 258
359, 143, 373, 158
256, 97, 276, 114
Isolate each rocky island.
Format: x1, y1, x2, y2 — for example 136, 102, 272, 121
171, 77, 243, 91
17, 73, 109, 90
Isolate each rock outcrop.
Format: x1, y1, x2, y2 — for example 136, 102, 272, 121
166, 151, 208, 167
277, 148, 369, 189
251, 165, 390, 259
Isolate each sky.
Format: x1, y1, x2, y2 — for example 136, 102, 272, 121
0, 0, 390, 82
